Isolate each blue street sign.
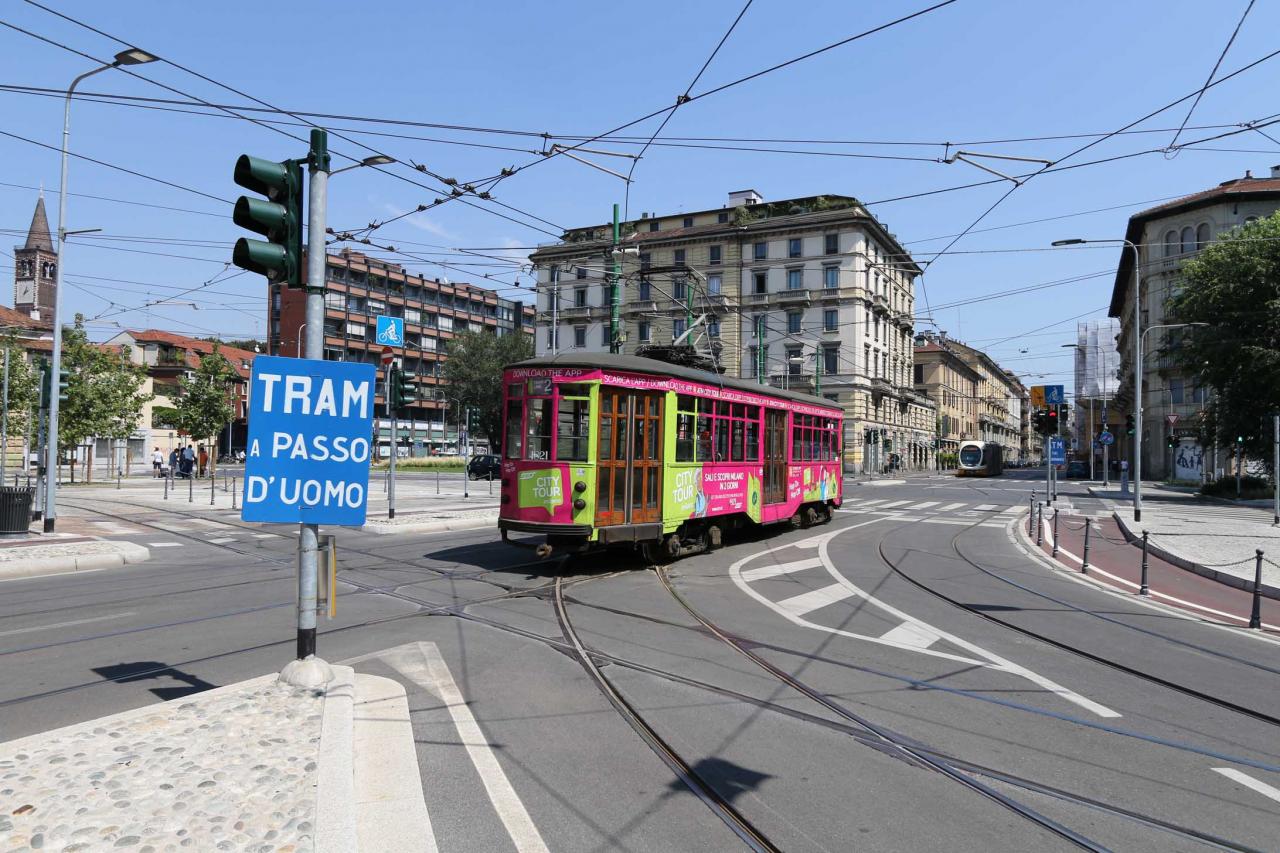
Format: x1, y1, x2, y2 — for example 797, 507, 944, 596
375, 315, 404, 346
1098, 430, 1115, 446
1044, 385, 1065, 405
241, 355, 377, 526
1049, 437, 1066, 464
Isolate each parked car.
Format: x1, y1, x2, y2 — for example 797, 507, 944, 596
1063, 460, 1089, 479
467, 454, 501, 480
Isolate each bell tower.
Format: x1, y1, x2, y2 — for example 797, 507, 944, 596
14, 193, 56, 320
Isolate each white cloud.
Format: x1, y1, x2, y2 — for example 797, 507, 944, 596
382, 202, 457, 241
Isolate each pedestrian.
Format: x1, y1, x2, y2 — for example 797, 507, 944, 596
168, 447, 179, 478
183, 444, 196, 479
198, 445, 209, 478
152, 446, 164, 478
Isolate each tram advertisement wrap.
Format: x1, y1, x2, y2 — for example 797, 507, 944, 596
667, 464, 766, 522
517, 467, 565, 518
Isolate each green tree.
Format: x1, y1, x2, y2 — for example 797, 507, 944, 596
174, 344, 239, 477
1169, 212, 1280, 468
0, 334, 38, 470
440, 329, 533, 446
58, 316, 152, 481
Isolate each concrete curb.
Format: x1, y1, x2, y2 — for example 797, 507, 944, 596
0, 540, 151, 582
316, 664, 358, 853
1110, 510, 1280, 600
353, 673, 433, 852
361, 515, 497, 536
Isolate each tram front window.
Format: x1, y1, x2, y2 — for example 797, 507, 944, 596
959, 445, 983, 467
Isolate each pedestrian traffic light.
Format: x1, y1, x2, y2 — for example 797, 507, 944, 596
389, 366, 418, 413
1126, 415, 1136, 436
232, 154, 303, 287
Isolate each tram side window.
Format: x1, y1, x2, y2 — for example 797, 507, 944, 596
525, 397, 554, 460
745, 406, 760, 461
676, 395, 697, 462
505, 400, 522, 459
557, 395, 590, 461
792, 414, 806, 460
730, 413, 745, 461
696, 400, 714, 462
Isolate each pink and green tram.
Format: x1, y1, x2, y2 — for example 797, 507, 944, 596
497, 354, 843, 561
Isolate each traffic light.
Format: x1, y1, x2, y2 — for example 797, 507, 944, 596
1046, 405, 1060, 435
232, 154, 303, 287
57, 367, 70, 403
1167, 435, 1176, 448
1126, 414, 1136, 436
1237, 435, 1244, 445
389, 366, 418, 413
38, 360, 50, 408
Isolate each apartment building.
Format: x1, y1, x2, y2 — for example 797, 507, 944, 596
916, 333, 1027, 463
529, 190, 935, 473
1109, 168, 1280, 480
269, 248, 533, 454
913, 340, 981, 460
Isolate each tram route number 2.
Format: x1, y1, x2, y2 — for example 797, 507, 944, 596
241, 355, 378, 526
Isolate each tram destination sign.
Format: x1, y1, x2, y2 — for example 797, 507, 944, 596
241, 355, 377, 526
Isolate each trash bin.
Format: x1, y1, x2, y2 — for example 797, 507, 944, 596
0, 486, 35, 536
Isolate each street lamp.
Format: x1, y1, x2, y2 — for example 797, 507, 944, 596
45, 46, 159, 533
330, 154, 395, 176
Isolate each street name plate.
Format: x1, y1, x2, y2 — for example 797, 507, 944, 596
241, 355, 377, 526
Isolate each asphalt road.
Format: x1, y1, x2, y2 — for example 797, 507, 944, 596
1, 472, 1276, 851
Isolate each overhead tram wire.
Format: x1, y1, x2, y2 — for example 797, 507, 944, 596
1165, 0, 1255, 155
12, 4, 564, 241
622, 0, 754, 219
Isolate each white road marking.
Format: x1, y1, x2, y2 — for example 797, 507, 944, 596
730, 524, 1121, 718
776, 583, 856, 616
1213, 768, 1280, 804
0, 611, 135, 638
380, 642, 550, 853
973, 504, 998, 511
879, 621, 940, 649
207, 537, 236, 544
940, 502, 967, 511
857, 499, 890, 507
794, 539, 823, 549
905, 501, 939, 510
148, 542, 182, 548
878, 500, 911, 508
1001, 505, 1024, 514
741, 557, 824, 582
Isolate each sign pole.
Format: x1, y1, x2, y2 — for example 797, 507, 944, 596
388, 363, 397, 520
1044, 435, 1051, 504
282, 128, 331, 687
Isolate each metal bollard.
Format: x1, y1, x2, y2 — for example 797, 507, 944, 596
232, 477, 237, 511
436, 471, 440, 495
488, 472, 493, 496
1052, 509, 1060, 558
188, 475, 194, 504
164, 475, 169, 500
1035, 503, 1044, 546
1082, 521, 1091, 574
210, 472, 216, 506
1250, 549, 1264, 629
1139, 530, 1150, 596
117, 469, 121, 490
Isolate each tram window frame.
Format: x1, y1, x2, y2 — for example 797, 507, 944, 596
524, 395, 555, 461
555, 384, 591, 462
745, 407, 761, 461
675, 395, 697, 462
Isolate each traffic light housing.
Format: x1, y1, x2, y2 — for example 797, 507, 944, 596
1045, 405, 1060, 436
57, 367, 70, 404
1167, 435, 1176, 448
389, 366, 418, 413
232, 154, 303, 287
1125, 414, 1136, 436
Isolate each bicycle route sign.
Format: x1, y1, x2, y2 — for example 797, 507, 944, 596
241, 355, 377, 526
375, 314, 404, 346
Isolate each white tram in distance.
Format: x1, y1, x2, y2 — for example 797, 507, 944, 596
956, 440, 1003, 477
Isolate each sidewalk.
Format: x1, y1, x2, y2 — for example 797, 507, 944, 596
0, 523, 149, 582
1087, 483, 1280, 597
1023, 509, 1278, 633
0, 665, 429, 851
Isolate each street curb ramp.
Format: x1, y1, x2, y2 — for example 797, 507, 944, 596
0, 540, 151, 582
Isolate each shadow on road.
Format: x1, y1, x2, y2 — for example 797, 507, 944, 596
92, 661, 219, 701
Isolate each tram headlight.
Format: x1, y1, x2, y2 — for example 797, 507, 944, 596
573, 498, 586, 511
574, 481, 587, 493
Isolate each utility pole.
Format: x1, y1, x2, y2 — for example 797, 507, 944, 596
755, 315, 766, 384
1, 348, 9, 484
550, 264, 560, 354
609, 204, 621, 354
1273, 415, 1278, 526
387, 363, 398, 520
814, 348, 822, 396
295, 128, 328, 669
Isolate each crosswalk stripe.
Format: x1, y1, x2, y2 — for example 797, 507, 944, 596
776, 583, 856, 616
857, 499, 890, 507
878, 500, 911, 508
906, 501, 939, 510
940, 502, 967, 511
973, 504, 998, 511
879, 621, 939, 649
1001, 505, 1023, 514
741, 557, 824, 582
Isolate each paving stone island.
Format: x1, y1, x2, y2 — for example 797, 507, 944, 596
0, 676, 322, 852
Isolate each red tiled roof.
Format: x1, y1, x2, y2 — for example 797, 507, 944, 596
0, 305, 52, 331
126, 330, 259, 378
1131, 175, 1280, 221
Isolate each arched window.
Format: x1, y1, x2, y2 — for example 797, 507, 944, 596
48, 263, 55, 279
1164, 230, 1178, 257
1195, 223, 1210, 249
1180, 227, 1195, 255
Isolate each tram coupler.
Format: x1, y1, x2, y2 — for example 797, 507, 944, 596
535, 543, 554, 559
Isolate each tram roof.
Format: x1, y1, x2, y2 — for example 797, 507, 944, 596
507, 352, 843, 412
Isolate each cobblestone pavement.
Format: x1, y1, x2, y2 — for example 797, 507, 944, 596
0, 677, 321, 852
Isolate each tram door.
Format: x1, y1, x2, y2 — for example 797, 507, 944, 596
596, 390, 664, 527
763, 409, 787, 504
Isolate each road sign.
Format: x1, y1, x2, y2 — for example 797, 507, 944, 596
375, 315, 404, 346
380, 346, 394, 367
1044, 385, 1065, 405
1098, 430, 1115, 446
1030, 385, 1045, 408
1049, 437, 1066, 464
241, 355, 377, 526
1165, 413, 1180, 427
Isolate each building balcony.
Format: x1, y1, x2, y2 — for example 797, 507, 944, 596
624, 300, 659, 317
870, 377, 895, 398
776, 288, 812, 307
817, 286, 843, 302
891, 312, 913, 331
769, 373, 814, 395
745, 292, 770, 307
871, 293, 889, 315
559, 305, 592, 320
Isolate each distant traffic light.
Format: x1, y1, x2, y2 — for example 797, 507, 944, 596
389, 365, 418, 413
1126, 414, 1136, 436
1237, 435, 1245, 444
231, 153, 303, 287
56, 367, 70, 404
1046, 406, 1060, 435
1167, 435, 1176, 448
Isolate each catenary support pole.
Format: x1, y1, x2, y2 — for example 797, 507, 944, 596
388, 364, 397, 520
1140, 530, 1150, 596
1273, 415, 1278, 526
609, 203, 621, 354
1, 347, 8, 485
1052, 509, 1059, 558
1250, 549, 1264, 629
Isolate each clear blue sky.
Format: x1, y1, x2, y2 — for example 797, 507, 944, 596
2, 0, 1277, 387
